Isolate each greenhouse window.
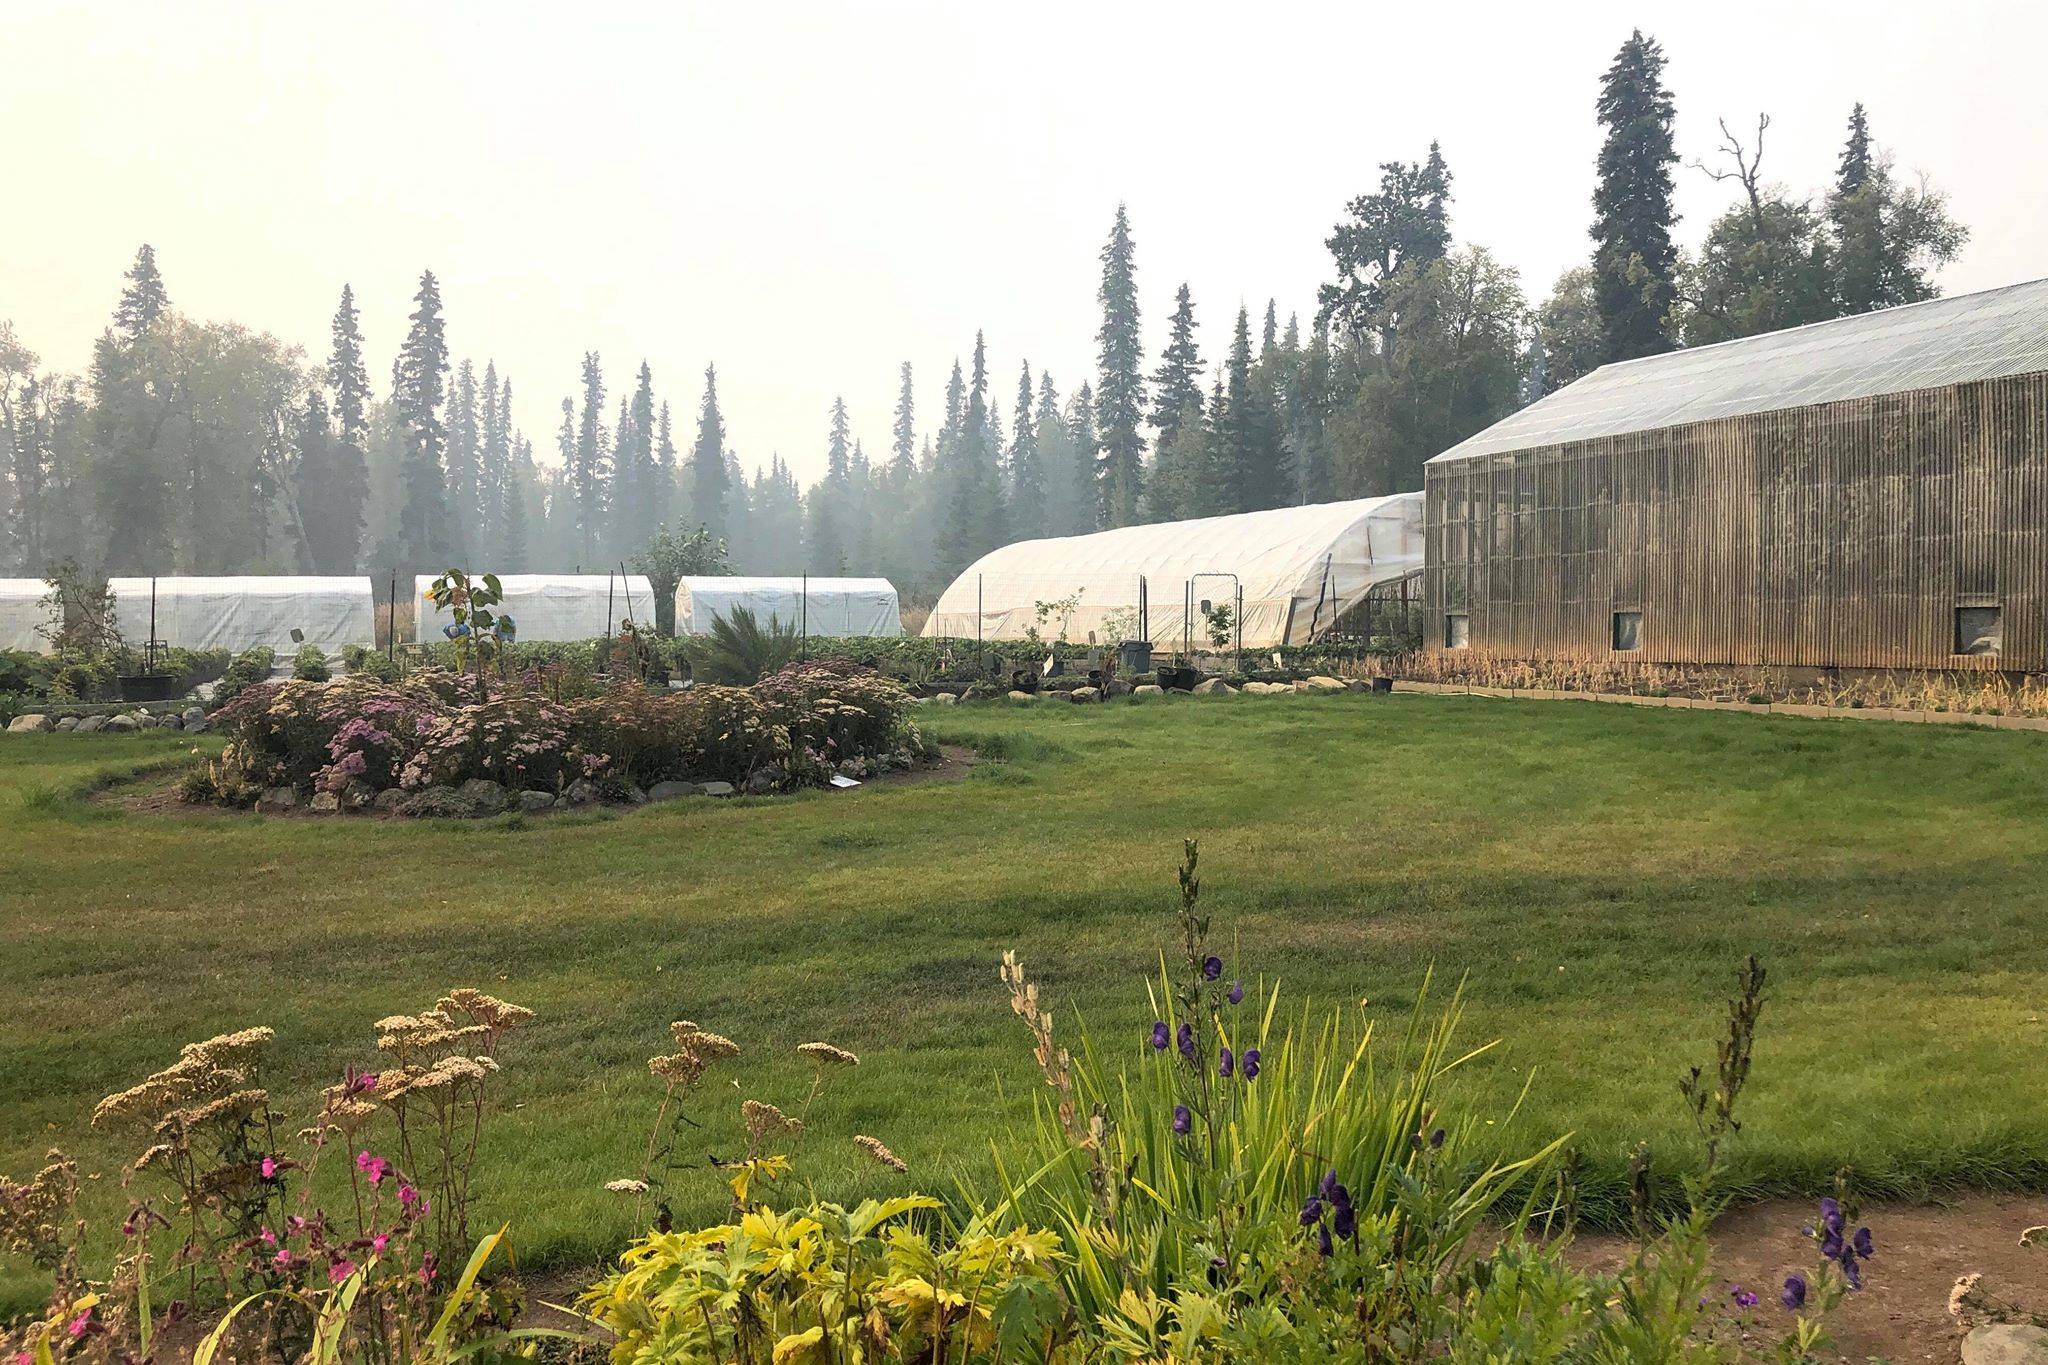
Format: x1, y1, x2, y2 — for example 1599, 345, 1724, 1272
1445, 613, 1470, 649
1612, 610, 1642, 652
1956, 605, 2001, 657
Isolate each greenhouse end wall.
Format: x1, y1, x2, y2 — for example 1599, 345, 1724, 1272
1423, 370, 2048, 672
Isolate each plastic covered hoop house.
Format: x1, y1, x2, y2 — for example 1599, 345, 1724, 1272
923, 493, 1423, 650
674, 577, 901, 637
108, 576, 376, 654
414, 573, 656, 644
0, 580, 47, 653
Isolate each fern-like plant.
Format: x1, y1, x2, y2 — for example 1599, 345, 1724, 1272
694, 606, 799, 685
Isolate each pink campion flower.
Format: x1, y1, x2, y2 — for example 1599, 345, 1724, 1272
397, 1183, 420, 1209
371, 1232, 389, 1254
419, 1252, 437, 1284
356, 1152, 388, 1185
261, 1156, 278, 1179
273, 1249, 293, 1268
66, 1310, 91, 1338
260, 1227, 278, 1246
329, 1259, 356, 1283
288, 1215, 308, 1233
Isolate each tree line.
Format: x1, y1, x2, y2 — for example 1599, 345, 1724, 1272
0, 30, 1966, 602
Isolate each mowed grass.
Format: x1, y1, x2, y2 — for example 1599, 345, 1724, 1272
4, 693, 2047, 1307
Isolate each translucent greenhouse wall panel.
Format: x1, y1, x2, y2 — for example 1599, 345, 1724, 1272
108, 577, 376, 654
674, 577, 901, 637
922, 493, 1423, 649
414, 574, 655, 643
0, 580, 48, 653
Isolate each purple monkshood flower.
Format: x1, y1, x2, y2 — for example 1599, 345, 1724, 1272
1840, 1253, 1862, 1291
1202, 955, 1223, 981
1320, 1168, 1341, 1200
1241, 1048, 1261, 1080
1819, 1227, 1843, 1259
1430, 1128, 1447, 1150
1177, 1022, 1196, 1061
1853, 1227, 1874, 1259
1781, 1274, 1807, 1310
1172, 1105, 1191, 1136
1227, 981, 1244, 1005
1298, 1196, 1323, 1226
1731, 1286, 1759, 1309
1150, 1021, 1169, 1051
1218, 1047, 1234, 1078
1316, 1221, 1334, 1257
1819, 1197, 1844, 1235
1332, 1201, 1357, 1239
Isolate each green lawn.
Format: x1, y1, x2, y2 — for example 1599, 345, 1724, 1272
5, 693, 2047, 1308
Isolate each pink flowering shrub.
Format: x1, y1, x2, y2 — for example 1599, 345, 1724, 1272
190, 663, 921, 806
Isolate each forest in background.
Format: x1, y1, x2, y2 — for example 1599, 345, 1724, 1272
0, 31, 1967, 604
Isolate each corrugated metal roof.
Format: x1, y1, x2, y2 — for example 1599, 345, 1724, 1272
1430, 276, 2048, 463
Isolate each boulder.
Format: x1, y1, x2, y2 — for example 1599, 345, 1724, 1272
54, 717, 79, 732
562, 778, 603, 806
339, 782, 376, 812
1346, 679, 1370, 693
517, 789, 557, 813
181, 707, 207, 728
1006, 690, 1038, 702
74, 715, 109, 733
931, 692, 958, 705
7, 713, 51, 733
372, 787, 409, 813
399, 785, 472, 818
1193, 678, 1237, 696
307, 791, 342, 815
1963, 1324, 2048, 1365
1301, 676, 1347, 693
745, 769, 781, 795
104, 714, 139, 732
646, 780, 703, 802
1099, 679, 1131, 699
185, 716, 212, 734
700, 780, 737, 798
1070, 686, 1101, 703
257, 786, 299, 813
455, 778, 508, 814
162, 713, 184, 730
1132, 684, 1165, 699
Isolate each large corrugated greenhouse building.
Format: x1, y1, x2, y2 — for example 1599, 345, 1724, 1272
1424, 278, 2048, 671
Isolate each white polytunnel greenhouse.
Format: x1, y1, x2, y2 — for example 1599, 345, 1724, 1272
674, 577, 902, 637
108, 577, 376, 654
414, 573, 656, 643
923, 493, 1424, 650
0, 580, 48, 653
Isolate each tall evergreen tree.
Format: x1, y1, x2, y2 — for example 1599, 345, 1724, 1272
1066, 383, 1099, 535
114, 245, 170, 340
571, 352, 607, 565
478, 362, 508, 561
504, 428, 532, 567
290, 387, 349, 572
1218, 304, 1288, 512
808, 397, 852, 572
1319, 145, 1452, 342
655, 400, 677, 531
1261, 299, 1279, 355
445, 359, 479, 559
390, 269, 451, 571
1007, 361, 1044, 539
1590, 30, 1680, 361
1095, 204, 1146, 528
1827, 103, 1965, 315
1149, 284, 1204, 451
323, 284, 371, 571
689, 364, 730, 541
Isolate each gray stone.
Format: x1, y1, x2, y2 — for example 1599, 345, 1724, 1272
455, 778, 507, 814
517, 789, 557, 813
74, 714, 109, 733
53, 717, 79, 732
307, 791, 342, 815
1346, 679, 1370, 693
1301, 675, 1347, 693
162, 713, 184, 730
1006, 689, 1037, 702
134, 713, 160, 729
746, 770, 778, 795
185, 717, 212, 734
372, 787, 409, 812
1132, 684, 1165, 699
104, 714, 139, 732
182, 707, 207, 728
7, 713, 51, 732
1962, 1324, 2048, 1365
931, 692, 958, 705
1070, 686, 1101, 703
1099, 679, 1131, 699
646, 780, 703, 802
563, 778, 603, 806
699, 780, 737, 798
624, 785, 649, 805
257, 786, 299, 812
339, 782, 376, 812
399, 785, 472, 818
1193, 678, 1237, 696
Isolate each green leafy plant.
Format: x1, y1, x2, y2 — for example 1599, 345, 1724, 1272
423, 570, 516, 697
292, 645, 330, 683
693, 605, 800, 685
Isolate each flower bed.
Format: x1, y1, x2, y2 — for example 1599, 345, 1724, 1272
183, 661, 928, 813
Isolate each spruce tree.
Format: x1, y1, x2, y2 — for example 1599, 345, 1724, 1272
478, 362, 508, 561
291, 388, 343, 572
445, 359, 479, 559
1830, 103, 1887, 313
1261, 299, 1279, 356
1319, 145, 1452, 342
504, 429, 531, 568
689, 365, 730, 541
1095, 204, 1146, 528
1149, 284, 1204, 451
1007, 361, 1044, 539
391, 269, 451, 572
808, 397, 852, 572
656, 400, 678, 528
1066, 383, 1099, 534
572, 352, 607, 565
114, 245, 170, 340
1591, 30, 1680, 361
324, 284, 371, 571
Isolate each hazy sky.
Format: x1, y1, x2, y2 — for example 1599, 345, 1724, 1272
5, 1, 2044, 485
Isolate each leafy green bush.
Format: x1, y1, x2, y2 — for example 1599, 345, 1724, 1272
691, 605, 801, 685
207, 646, 276, 710
0, 650, 52, 696
292, 643, 331, 682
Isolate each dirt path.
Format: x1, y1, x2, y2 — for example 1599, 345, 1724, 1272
1573, 1194, 2048, 1362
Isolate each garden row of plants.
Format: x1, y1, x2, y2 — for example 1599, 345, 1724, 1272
181, 658, 929, 810
1, 842, 1906, 1362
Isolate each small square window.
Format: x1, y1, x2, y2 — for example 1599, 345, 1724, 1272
1956, 605, 2002, 656
1444, 613, 1470, 649
1612, 610, 1642, 652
